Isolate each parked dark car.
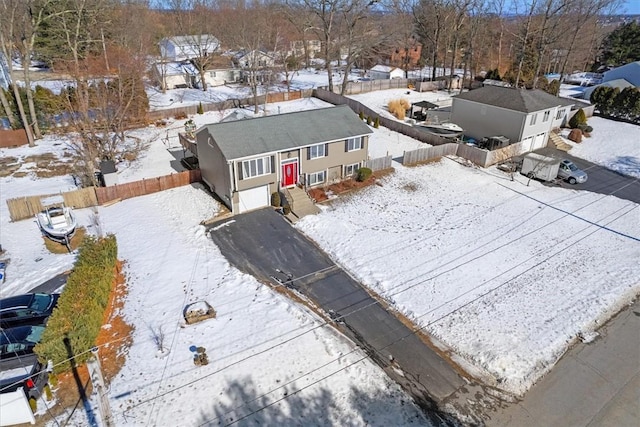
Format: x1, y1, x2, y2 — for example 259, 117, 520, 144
0, 293, 60, 329
0, 325, 49, 402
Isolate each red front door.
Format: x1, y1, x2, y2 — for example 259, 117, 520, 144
282, 162, 297, 187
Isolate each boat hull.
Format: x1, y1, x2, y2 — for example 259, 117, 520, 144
36, 207, 77, 244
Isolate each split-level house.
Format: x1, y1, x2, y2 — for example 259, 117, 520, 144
194, 105, 372, 214
451, 86, 576, 152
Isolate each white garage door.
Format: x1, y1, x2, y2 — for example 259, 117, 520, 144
238, 185, 269, 213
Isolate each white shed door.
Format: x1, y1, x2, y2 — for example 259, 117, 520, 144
238, 185, 269, 213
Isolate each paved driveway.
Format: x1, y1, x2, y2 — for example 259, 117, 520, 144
208, 208, 466, 421
535, 148, 640, 204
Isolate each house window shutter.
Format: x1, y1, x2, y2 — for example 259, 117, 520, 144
307, 147, 311, 160
325, 143, 329, 156
271, 156, 275, 173
238, 162, 243, 180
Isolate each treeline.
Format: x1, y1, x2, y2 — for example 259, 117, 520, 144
591, 86, 640, 123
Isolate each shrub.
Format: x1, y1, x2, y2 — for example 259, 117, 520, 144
34, 235, 118, 374
356, 167, 372, 182
387, 99, 408, 120
568, 108, 587, 129
359, 111, 364, 120
197, 102, 204, 114
367, 116, 372, 125
584, 125, 593, 133
374, 117, 380, 128
283, 206, 291, 215
270, 192, 281, 207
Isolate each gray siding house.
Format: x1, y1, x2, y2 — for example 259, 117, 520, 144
451, 86, 575, 152
195, 105, 372, 214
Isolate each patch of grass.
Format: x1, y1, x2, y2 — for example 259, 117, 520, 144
42, 227, 87, 253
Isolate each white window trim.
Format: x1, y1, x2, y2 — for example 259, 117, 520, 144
556, 110, 565, 120
307, 170, 326, 186
242, 156, 271, 179
347, 137, 363, 152
530, 114, 537, 125
344, 163, 359, 176
543, 111, 550, 122
309, 144, 326, 159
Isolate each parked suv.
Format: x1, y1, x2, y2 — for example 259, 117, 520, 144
0, 325, 49, 403
558, 159, 588, 184
0, 293, 60, 329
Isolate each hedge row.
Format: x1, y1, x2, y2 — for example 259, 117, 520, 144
35, 235, 118, 373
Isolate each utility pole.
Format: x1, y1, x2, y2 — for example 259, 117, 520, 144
88, 347, 114, 427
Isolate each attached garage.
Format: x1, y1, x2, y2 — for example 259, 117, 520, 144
237, 185, 269, 213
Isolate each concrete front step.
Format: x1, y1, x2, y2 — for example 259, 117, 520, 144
285, 187, 320, 218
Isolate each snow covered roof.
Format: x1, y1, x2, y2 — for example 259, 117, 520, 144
164, 34, 220, 48
202, 105, 372, 160
370, 65, 399, 73
603, 61, 640, 87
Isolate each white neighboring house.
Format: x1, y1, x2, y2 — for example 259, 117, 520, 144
154, 61, 199, 90
368, 65, 405, 80
602, 61, 640, 87
159, 35, 221, 61
234, 50, 275, 68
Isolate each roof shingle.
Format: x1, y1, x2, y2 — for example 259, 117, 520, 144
453, 86, 575, 113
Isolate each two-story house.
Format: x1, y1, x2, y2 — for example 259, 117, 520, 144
194, 105, 372, 214
159, 35, 221, 61
451, 86, 575, 152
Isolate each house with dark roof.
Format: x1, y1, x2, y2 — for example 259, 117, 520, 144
450, 86, 576, 152
194, 105, 372, 214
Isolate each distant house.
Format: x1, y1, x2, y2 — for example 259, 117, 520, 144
154, 56, 240, 90
159, 35, 221, 61
581, 78, 635, 101
451, 86, 575, 152
602, 61, 640, 87
234, 50, 275, 69
153, 61, 198, 89
192, 105, 372, 214
288, 38, 322, 61
388, 43, 422, 69
368, 65, 405, 80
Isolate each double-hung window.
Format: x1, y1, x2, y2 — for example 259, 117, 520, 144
543, 111, 550, 122
307, 171, 326, 186
344, 163, 359, 176
530, 114, 537, 125
309, 144, 326, 159
347, 137, 363, 151
242, 156, 271, 179
556, 110, 564, 120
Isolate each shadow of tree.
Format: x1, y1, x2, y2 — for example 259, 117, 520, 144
195, 376, 437, 426
612, 155, 640, 178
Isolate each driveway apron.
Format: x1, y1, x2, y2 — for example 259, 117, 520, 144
208, 208, 465, 411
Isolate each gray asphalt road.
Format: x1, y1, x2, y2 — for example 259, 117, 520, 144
208, 208, 465, 421
535, 148, 640, 203
489, 298, 640, 427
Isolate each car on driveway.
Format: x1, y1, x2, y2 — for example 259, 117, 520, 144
558, 159, 588, 184
0, 293, 60, 329
0, 325, 49, 403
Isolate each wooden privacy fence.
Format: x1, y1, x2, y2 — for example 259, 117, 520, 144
402, 144, 459, 166
95, 169, 201, 205
0, 129, 29, 148
364, 155, 393, 171
7, 170, 202, 221
7, 187, 98, 222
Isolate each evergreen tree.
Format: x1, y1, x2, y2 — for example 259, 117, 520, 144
599, 22, 640, 67
590, 86, 617, 116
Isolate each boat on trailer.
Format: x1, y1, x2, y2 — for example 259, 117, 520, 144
415, 122, 464, 137
36, 197, 77, 247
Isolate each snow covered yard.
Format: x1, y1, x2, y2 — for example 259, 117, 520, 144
295, 160, 640, 395
1, 79, 639, 424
